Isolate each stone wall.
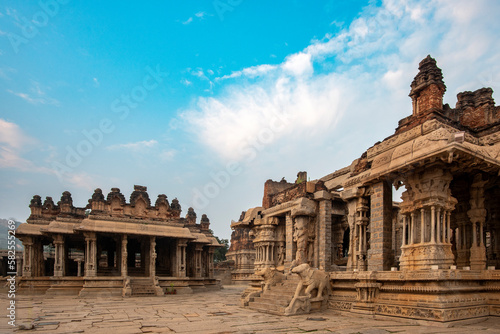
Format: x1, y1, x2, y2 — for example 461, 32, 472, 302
262, 179, 296, 209
368, 182, 393, 271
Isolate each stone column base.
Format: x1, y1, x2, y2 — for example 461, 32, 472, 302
400, 244, 454, 270
470, 246, 487, 270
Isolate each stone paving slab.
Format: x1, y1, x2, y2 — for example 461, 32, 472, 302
2, 285, 500, 333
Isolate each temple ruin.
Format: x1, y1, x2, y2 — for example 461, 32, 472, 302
15, 185, 220, 296
232, 56, 500, 322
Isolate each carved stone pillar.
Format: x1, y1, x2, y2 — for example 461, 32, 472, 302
285, 213, 295, 268
84, 232, 97, 277
176, 239, 187, 277
253, 222, 276, 269
468, 174, 487, 270
195, 244, 203, 278
456, 219, 471, 267
368, 181, 394, 271
346, 199, 357, 271
290, 199, 316, 267
149, 236, 157, 278
208, 248, 215, 278
293, 215, 309, 265
355, 197, 369, 271
121, 235, 128, 277
22, 237, 33, 277
399, 166, 457, 270
318, 197, 332, 271
486, 186, 500, 268
76, 258, 83, 277
53, 234, 65, 277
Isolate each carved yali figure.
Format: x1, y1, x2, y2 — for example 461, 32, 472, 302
255, 267, 285, 291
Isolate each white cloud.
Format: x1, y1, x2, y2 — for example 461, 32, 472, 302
0, 119, 36, 149
182, 17, 193, 25
181, 78, 192, 86
282, 52, 313, 77
106, 140, 158, 151
181, 0, 500, 165
93, 77, 100, 87
182, 73, 346, 161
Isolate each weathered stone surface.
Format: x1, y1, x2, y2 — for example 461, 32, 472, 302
232, 56, 500, 323
16, 185, 221, 296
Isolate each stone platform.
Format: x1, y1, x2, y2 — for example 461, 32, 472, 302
329, 269, 500, 322
4, 285, 500, 333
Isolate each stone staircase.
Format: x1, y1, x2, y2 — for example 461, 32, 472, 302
248, 274, 301, 315
129, 277, 160, 296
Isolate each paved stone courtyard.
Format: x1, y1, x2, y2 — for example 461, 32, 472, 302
3, 285, 500, 333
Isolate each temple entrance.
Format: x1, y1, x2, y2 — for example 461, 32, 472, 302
156, 237, 175, 276
332, 215, 349, 266
127, 236, 148, 277
97, 235, 120, 276
186, 243, 196, 277
65, 235, 85, 276
343, 227, 350, 258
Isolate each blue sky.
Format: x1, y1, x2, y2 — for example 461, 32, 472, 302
1, 0, 500, 240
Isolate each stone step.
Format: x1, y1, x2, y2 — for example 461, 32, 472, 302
132, 285, 156, 290
256, 296, 290, 306
131, 286, 157, 296
132, 292, 157, 296
263, 287, 297, 295
248, 301, 285, 315
246, 273, 303, 315
130, 278, 153, 282
261, 289, 295, 297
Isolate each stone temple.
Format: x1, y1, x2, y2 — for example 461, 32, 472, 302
230, 56, 500, 322
15, 185, 220, 296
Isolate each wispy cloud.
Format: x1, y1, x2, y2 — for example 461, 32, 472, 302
181, 78, 192, 86
0, 119, 52, 174
182, 17, 193, 25
105, 140, 158, 151
7, 80, 60, 105
64, 172, 99, 191
195, 11, 210, 19
191, 68, 207, 79
181, 11, 212, 25
7, 90, 60, 105
216, 64, 278, 81
0, 119, 104, 192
